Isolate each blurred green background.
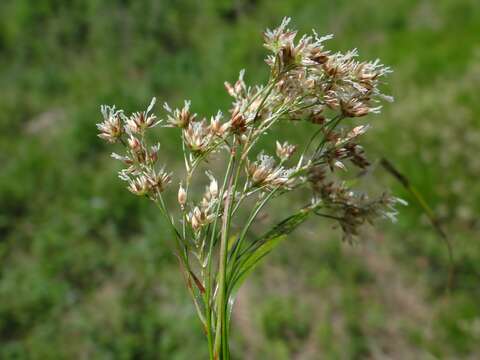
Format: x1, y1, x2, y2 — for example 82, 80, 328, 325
0, 0, 479, 358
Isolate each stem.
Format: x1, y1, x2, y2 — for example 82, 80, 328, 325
313, 115, 343, 159
229, 187, 278, 264
227, 187, 279, 291
203, 292, 214, 360
153, 195, 208, 332
200, 148, 235, 360
214, 149, 237, 359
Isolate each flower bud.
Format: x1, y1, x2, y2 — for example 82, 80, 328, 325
178, 184, 187, 207
190, 213, 200, 231
127, 136, 141, 151
207, 174, 218, 198
229, 107, 247, 134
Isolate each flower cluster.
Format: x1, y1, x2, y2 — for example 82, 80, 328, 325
97, 18, 399, 359
187, 173, 219, 233
276, 141, 296, 161
97, 98, 171, 199
246, 153, 295, 190
262, 17, 392, 125
97, 105, 123, 143
308, 165, 406, 242
97, 17, 399, 253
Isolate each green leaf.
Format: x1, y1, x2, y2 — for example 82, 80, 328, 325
225, 207, 315, 322
231, 234, 287, 293
227, 233, 239, 252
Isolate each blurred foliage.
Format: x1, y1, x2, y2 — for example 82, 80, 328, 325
0, 0, 479, 358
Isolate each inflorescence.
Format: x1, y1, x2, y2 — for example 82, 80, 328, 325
97, 17, 404, 359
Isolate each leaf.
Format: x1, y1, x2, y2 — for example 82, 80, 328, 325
227, 233, 239, 252
240, 235, 285, 284
380, 157, 454, 294
225, 207, 315, 321
189, 270, 205, 294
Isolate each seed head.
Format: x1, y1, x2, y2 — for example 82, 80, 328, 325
309, 110, 326, 125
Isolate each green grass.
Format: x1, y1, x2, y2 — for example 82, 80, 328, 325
1, 0, 479, 358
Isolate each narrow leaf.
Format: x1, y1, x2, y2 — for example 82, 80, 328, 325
225, 207, 315, 322
189, 270, 206, 294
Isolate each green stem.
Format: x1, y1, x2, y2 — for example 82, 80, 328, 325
229, 187, 278, 266
202, 150, 235, 360
227, 187, 279, 290
213, 147, 238, 359
203, 291, 214, 359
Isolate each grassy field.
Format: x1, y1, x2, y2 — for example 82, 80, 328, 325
1, 0, 479, 358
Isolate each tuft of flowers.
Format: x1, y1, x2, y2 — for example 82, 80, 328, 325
96, 18, 401, 360
246, 153, 295, 190
99, 98, 171, 199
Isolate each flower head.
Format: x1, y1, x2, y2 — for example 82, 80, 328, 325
98, 18, 397, 271
276, 141, 296, 161
224, 70, 247, 99
125, 98, 160, 134
188, 206, 215, 233
146, 167, 172, 193
183, 119, 213, 154
247, 153, 295, 190
164, 100, 196, 128
97, 105, 124, 143
120, 167, 171, 198
125, 175, 150, 196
